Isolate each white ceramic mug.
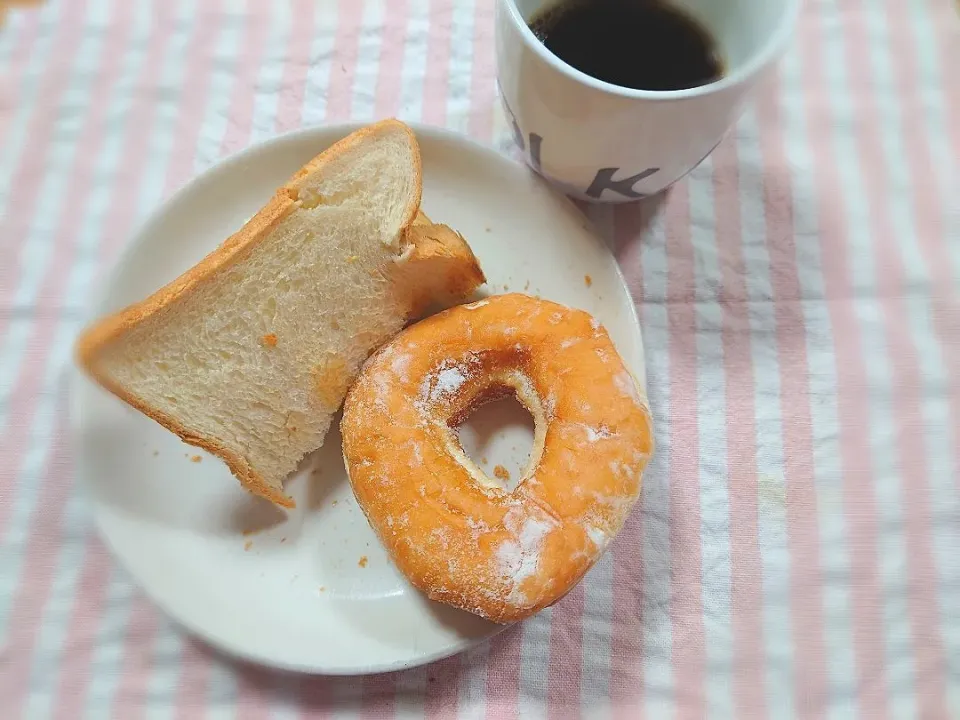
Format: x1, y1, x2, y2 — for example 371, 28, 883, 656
495, 0, 801, 202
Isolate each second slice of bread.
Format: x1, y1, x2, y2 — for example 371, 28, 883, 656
76, 120, 485, 508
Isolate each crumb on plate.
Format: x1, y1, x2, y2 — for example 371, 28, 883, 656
358, 556, 368, 568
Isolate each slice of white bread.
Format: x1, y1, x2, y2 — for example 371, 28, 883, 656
76, 120, 485, 508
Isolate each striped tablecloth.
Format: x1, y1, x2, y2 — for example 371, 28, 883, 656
2, 1, 959, 717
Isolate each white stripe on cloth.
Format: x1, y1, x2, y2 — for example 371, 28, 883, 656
445, 0, 475, 134
144, 619, 183, 720
458, 642, 491, 720
187, 1, 249, 178
249, 0, 294, 145
636, 204, 674, 720
733, 108, 797, 720
349, 0, 384, 123
686, 157, 735, 718
397, 0, 428, 122
300, 2, 339, 127
82, 572, 137, 719
775, 44, 859, 720
393, 666, 429, 718
517, 614, 550, 720
0, 0, 63, 216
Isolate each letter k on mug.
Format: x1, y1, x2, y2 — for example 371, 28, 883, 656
495, 0, 800, 202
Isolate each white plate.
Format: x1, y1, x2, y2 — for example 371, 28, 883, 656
70, 123, 647, 674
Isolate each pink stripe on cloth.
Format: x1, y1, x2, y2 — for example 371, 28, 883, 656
373, 0, 409, 119
546, 584, 585, 714
467, 0, 495, 140
233, 661, 281, 720
664, 182, 706, 719
0, 8, 42, 180
48, 536, 115, 720
274, 0, 315, 134
361, 672, 397, 719
159, 0, 227, 198
0, 409, 76, 719
324, 0, 364, 122
0, 0, 89, 304
484, 626, 523, 719
298, 676, 334, 719
173, 639, 219, 720
785, 13, 885, 718
422, 0, 455, 127
424, 655, 462, 718
95, 3, 183, 267
923, 0, 960, 163
837, 6, 948, 716
608, 204, 645, 718
219, 1, 274, 158
109, 598, 162, 720
711, 136, 766, 719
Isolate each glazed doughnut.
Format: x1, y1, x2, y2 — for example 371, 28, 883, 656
341, 293, 653, 623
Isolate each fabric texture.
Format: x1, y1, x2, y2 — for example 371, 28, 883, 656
1, 0, 958, 717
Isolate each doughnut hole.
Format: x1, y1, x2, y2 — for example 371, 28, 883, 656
455, 389, 535, 493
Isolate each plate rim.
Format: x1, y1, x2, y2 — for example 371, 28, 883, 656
69, 122, 645, 675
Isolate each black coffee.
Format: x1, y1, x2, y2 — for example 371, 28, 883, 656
529, 0, 724, 92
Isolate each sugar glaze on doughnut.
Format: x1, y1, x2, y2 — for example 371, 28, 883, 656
341, 293, 653, 623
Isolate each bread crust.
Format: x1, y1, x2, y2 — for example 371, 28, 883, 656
76, 120, 424, 509
341, 294, 654, 622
